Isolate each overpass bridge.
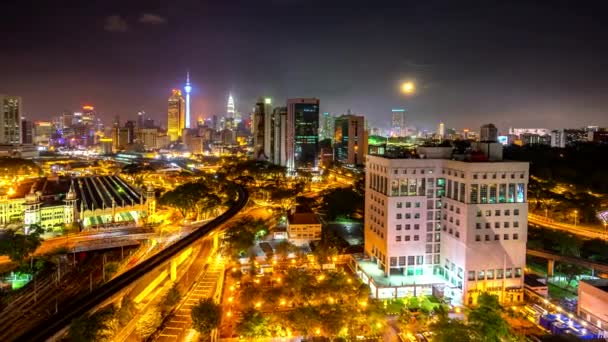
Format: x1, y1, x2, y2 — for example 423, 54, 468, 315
15, 186, 248, 342
527, 248, 608, 276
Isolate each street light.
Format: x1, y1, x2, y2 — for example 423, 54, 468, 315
574, 210, 578, 226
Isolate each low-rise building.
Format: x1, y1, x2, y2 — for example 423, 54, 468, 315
578, 279, 608, 330
287, 206, 322, 246
0, 175, 155, 231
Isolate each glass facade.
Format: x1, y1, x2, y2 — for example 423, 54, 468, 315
293, 103, 319, 168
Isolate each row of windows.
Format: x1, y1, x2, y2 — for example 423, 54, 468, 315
470, 183, 525, 204
396, 224, 420, 230
395, 201, 422, 208
445, 227, 461, 239
477, 209, 520, 217
472, 173, 525, 180
395, 235, 419, 242
467, 267, 522, 280
391, 168, 436, 175
396, 213, 421, 220
475, 221, 520, 229
370, 223, 384, 236
370, 193, 385, 206
369, 214, 384, 228
370, 205, 384, 217
447, 205, 461, 213
370, 246, 386, 265
389, 255, 425, 266
475, 233, 520, 241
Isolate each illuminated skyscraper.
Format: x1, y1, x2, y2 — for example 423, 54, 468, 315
391, 109, 406, 137
167, 89, 185, 141
287, 98, 320, 170
227, 94, 235, 118
184, 72, 192, 129
0, 95, 22, 144
438, 122, 445, 139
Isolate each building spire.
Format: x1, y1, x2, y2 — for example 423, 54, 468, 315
184, 71, 192, 129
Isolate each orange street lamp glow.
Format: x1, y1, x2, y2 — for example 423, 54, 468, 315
401, 82, 415, 94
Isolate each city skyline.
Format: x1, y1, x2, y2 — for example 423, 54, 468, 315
2, 1, 608, 130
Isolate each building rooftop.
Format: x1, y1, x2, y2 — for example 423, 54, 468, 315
288, 212, 320, 225
581, 278, 608, 292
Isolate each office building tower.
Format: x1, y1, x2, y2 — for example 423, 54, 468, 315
124, 121, 136, 145
21, 119, 33, 144
0, 95, 22, 144
167, 89, 185, 141
480, 123, 498, 142
143, 118, 155, 129
550, 129, 588, 148
33, 121, 54, 145
363, 146, 528, 305
60, 111, 73, 130
184, 73, 192, 129
136, 128, 160, 150
287, 98, 320, 170
438, 122, 446, 139
271, 106, 288, 166
137, 111, 146, 128
227, 94, 235, 118
252, 97, 272, 160
334, 113, 366, 165
81, 105, 95, 125
391, 109, 406, 137
508, 128, 550, 137
319, 112, 335, 140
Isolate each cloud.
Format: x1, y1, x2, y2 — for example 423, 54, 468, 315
139, 13, 167, 25
104, 15, 128, 32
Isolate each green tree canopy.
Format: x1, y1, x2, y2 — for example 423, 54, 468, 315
467, 293, 511, 342
191, 298, 222, 337
236, 308, 271, 339
0, 225, 44, 264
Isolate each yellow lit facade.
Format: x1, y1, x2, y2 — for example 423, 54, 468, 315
167, 89, 185, 142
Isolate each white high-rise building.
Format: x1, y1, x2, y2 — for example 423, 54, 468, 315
362, 147, 528, 305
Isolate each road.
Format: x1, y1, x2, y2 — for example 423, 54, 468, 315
528, 213, 607, 239
14, 185, 248, 342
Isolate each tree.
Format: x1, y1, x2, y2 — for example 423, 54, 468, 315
430, 316, 477, 342
236, 308, 271, 339
556, 263, 588, 288
160, 284, 181, 314
225, 217, 269, 258
468, 293, 511, 342
0, 225, 44, 264
320, 187, 363, 220
136, 308, 162, 340
191, 298, 222, 338
116, 297, 136, 326
275, 240, 297, 261
69, 306, 117, 342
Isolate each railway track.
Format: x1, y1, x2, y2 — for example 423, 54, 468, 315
15, 185, 248, 342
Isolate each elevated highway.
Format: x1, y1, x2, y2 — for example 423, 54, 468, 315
527, 248, 608, 276
15, 186, 248, 342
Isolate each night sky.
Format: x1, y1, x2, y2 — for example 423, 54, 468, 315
1, 0, 607, 132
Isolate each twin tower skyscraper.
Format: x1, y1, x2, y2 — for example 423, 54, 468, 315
167, 72, 235, 142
